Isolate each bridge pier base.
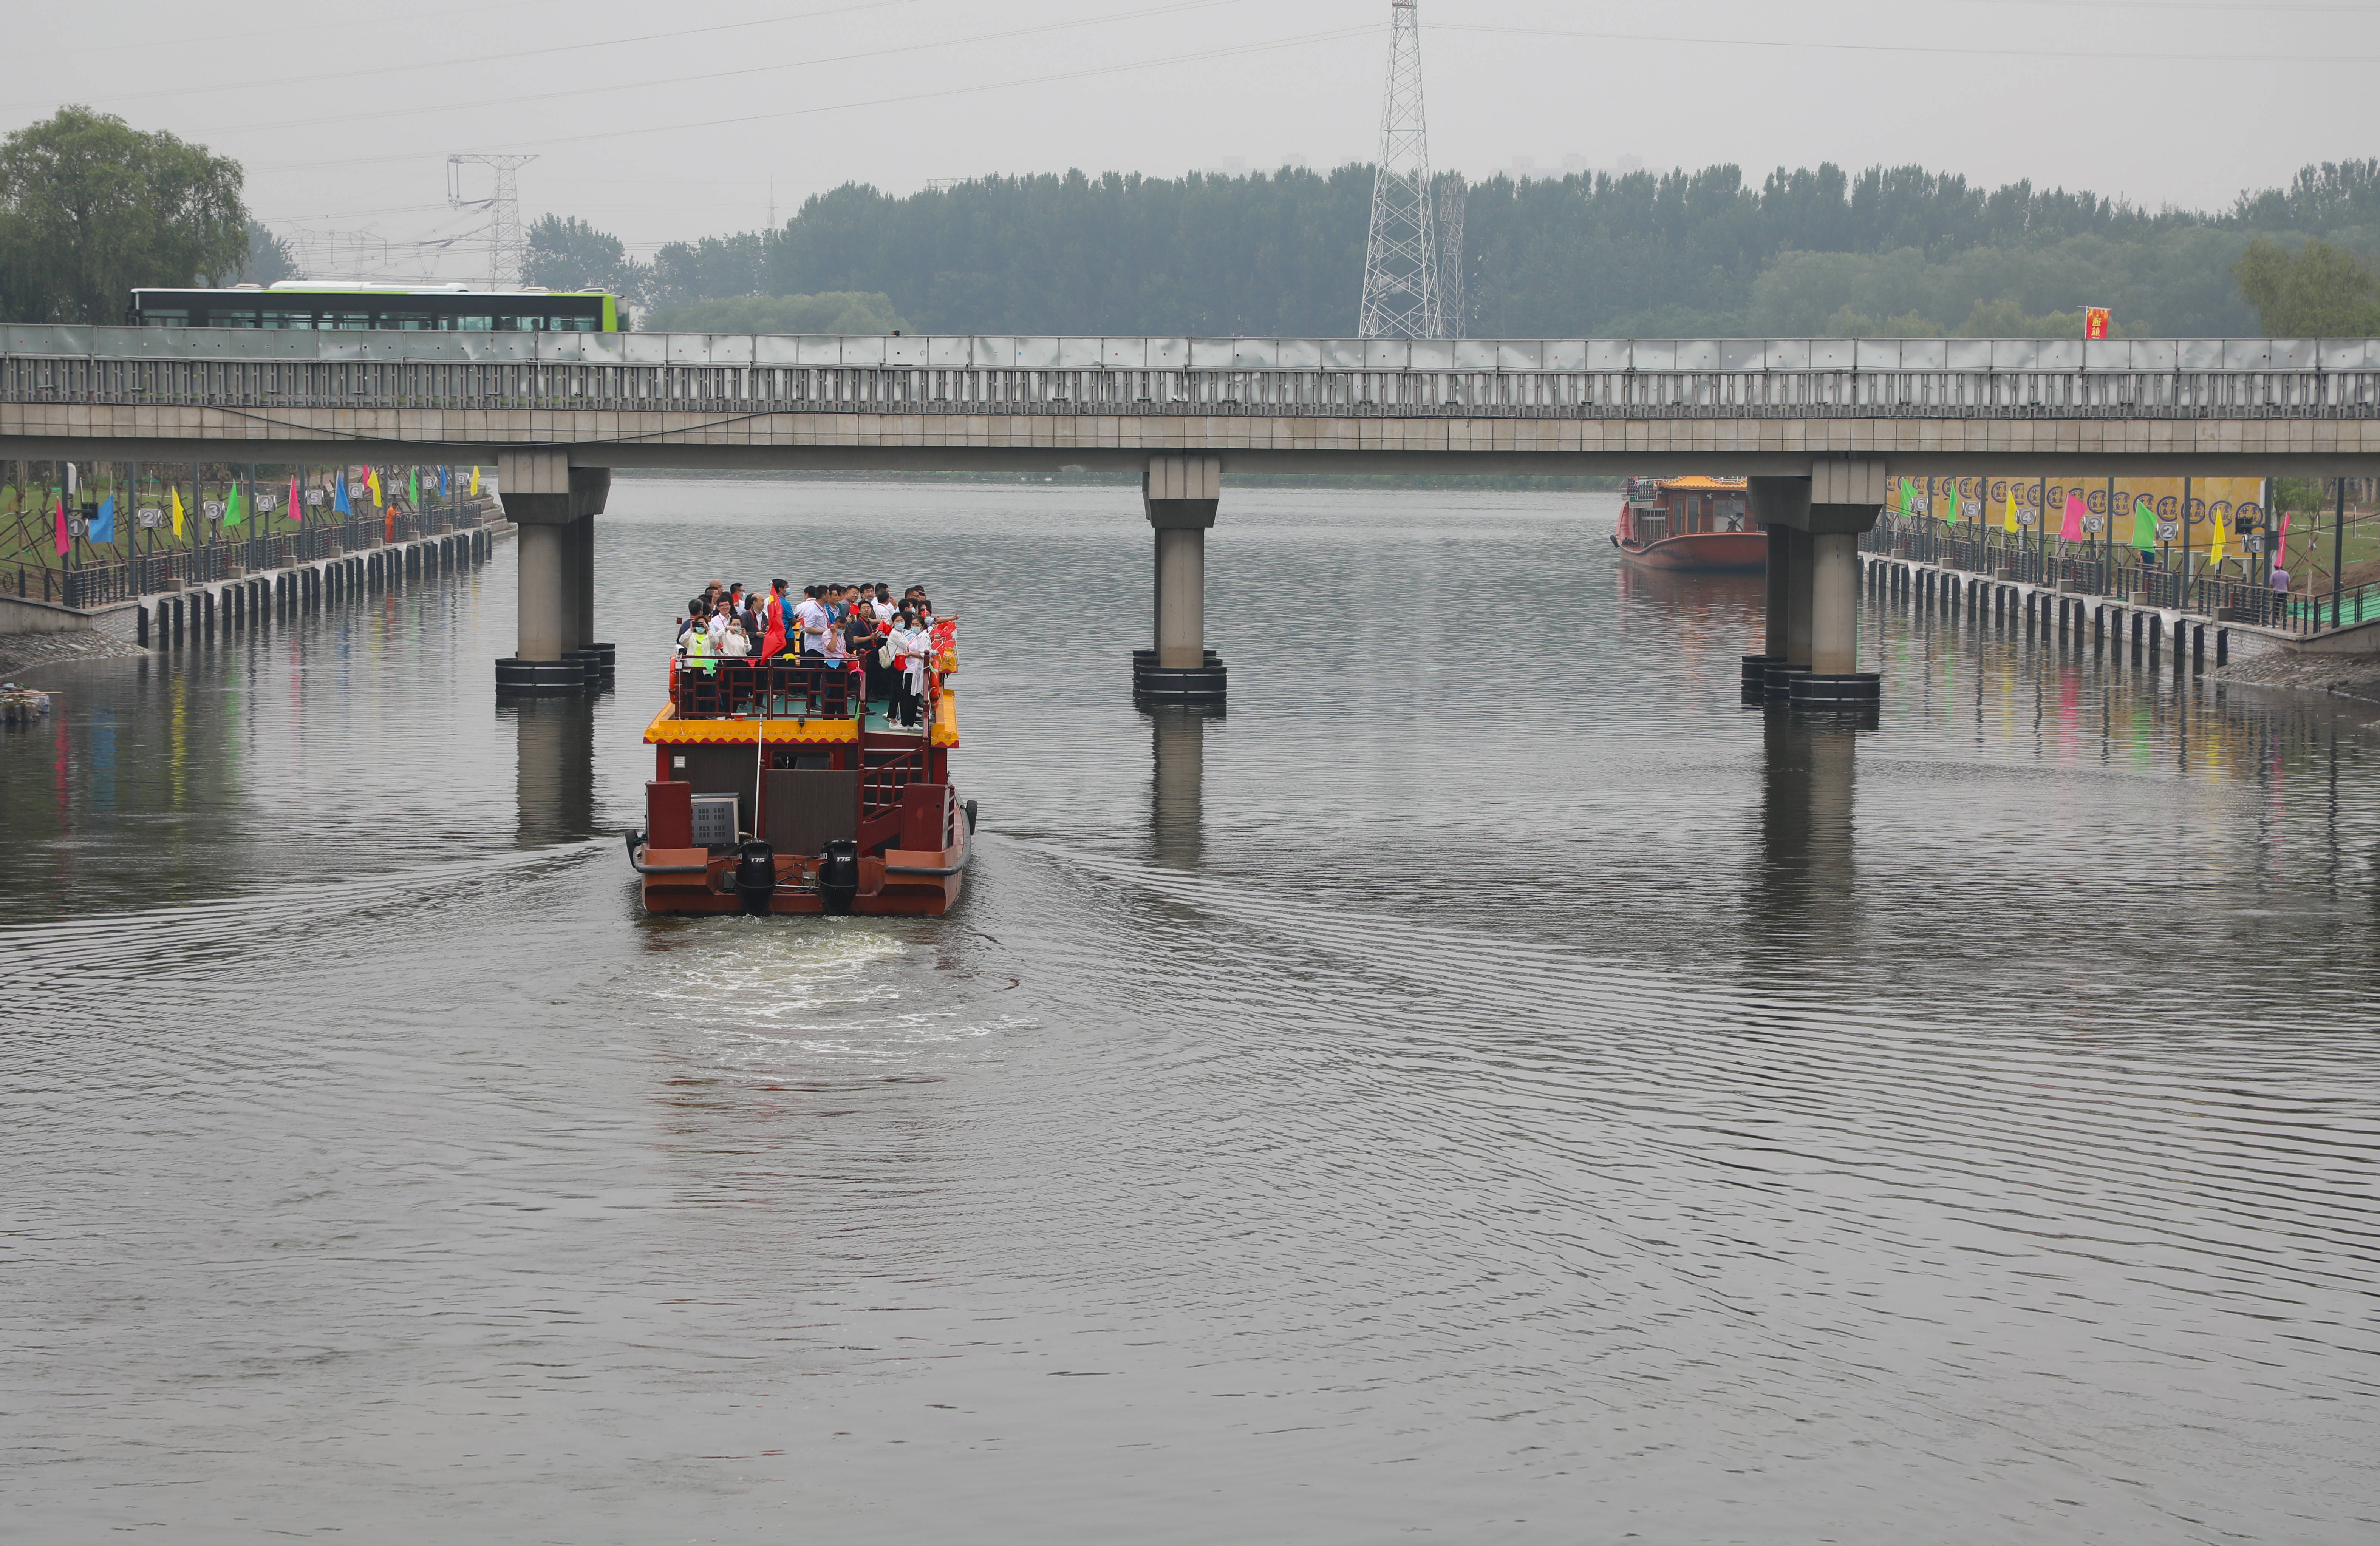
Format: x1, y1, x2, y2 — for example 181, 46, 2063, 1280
496, 453, 611, 694
1135, 454, 1226, 704
1753, 469, 1884, 712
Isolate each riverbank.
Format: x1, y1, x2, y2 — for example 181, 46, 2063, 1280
0, 624, 146, 677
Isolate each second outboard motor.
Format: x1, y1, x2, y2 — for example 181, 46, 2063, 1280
818, 838, 860, 914
733, 840, 777, 916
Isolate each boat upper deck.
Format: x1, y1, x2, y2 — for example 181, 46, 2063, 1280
645, 659, 958, 748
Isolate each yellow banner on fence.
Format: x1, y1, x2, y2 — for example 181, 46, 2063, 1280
1890, 476, 2266, 533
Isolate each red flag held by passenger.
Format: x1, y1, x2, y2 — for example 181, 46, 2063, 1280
761, 595, 786, 659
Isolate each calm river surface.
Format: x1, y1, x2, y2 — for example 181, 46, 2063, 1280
4, 478, 2377, 1544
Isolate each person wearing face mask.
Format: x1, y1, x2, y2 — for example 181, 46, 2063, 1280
887, 607, 930, 728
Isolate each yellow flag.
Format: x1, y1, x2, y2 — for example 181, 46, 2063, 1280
2003, 487, 2020, 533
2207, 509, 2230, 568
172, 487, 184, 538
367, 467, 384, 507
469, 466, 481, 497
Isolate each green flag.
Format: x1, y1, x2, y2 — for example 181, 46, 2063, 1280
410, 467, 420, 507
221, 486, 242, 528
1900, 477, 1918, 517
2129, 497, 2156, 550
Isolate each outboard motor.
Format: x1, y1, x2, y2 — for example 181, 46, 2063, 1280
818, 838, 860, 914
733, 840, 777, 916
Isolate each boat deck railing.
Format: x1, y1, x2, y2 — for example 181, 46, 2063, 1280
671, 659, 859, 720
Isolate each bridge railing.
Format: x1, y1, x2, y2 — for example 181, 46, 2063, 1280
12, 332, 2380, 419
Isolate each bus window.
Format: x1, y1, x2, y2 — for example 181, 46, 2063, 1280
557, 315, 597, 331
378, 312, 433, 330
260, 310, 315, 329
498, 315, 547, 331
452, 315, 495, 331
322, 312, 372, 330
141, 308, 188, 327
209, 310, 262, 329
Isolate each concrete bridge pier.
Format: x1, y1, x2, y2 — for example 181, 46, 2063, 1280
1752, 466, 1885, 711
1134, 454, 1226, 704
497, 452, 612, 693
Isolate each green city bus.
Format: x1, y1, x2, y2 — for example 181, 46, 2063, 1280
128, 282, 620, 332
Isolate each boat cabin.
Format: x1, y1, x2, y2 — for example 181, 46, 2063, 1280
634, 658, 969, 916
1621, 477, 1750, 545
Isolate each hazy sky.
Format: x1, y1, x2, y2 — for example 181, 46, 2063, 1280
10, 0, 2377, 278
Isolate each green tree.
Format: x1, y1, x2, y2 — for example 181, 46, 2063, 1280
2230, 236, 2380, 335
523, 214, 644, 297
639, 291, 903, 333
0, 106, 247, 323
240, 219, 295, 286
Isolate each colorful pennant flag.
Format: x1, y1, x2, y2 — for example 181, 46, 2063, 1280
54, 493, 68, 556
91, 495, 114, 545
439, 465, 450, 498
469, 466, 481, 498
409, 468, 419, 507
222, 486, 242, 528
334, 471, 350, 515
2003, 487, 2021, 533
2061, 490, 2086, 542
172, 486, 185, 539
2207, 508, 2230, 567
2129, 498, 2156, 550
289, 474, 302, 524
1941, 479, 1960, 527
368, 467, 384, 507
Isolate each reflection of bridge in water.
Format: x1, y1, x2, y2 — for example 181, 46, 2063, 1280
11, 327, 2380, 706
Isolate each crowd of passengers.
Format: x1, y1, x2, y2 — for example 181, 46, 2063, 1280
676, 580, 951, 727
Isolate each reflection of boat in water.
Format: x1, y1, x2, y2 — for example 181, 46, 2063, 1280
1613, 476, 1767, 571
625, 659, 973, 916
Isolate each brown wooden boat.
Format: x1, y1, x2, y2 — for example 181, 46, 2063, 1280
625, 658, 971, 916
1613, 476, 1768, 571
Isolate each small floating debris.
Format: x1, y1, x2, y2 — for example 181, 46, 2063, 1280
1, 683, 54, 724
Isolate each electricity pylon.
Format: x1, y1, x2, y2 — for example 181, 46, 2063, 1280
1356, 0, 1441, 338
447, 154, 537, 287
1438, 171, 1468, 339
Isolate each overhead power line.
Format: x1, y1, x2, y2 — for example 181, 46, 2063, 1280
198, 0, 1262, 138
247, 24, 1376, 174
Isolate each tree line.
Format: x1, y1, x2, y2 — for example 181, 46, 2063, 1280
8, 103, 2380, 339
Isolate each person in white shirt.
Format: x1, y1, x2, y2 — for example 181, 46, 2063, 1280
887, 609, 930, 727
793, 587, 831, 656
721, 615, 750, 657
871, 584, 896, 623
706, 607, 731, 655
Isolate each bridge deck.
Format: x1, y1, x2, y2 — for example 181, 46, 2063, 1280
10, 330, 2380, 473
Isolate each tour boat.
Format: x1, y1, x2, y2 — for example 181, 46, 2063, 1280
624, 656, 973, 916
1612, 476, 1768, 571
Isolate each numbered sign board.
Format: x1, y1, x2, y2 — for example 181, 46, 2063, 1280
201, 500, 224, 520
2017, 506, 2038, 527
257, 491, 278, 512
136, 507, 162, 529
306, 488, 326, 507
2156, 520, 2181, 542
2082, 514, 2105, 534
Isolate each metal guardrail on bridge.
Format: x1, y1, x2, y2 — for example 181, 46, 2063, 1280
9, 329, 2380, 420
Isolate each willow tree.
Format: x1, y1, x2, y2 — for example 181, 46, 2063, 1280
0, 107, 248, 324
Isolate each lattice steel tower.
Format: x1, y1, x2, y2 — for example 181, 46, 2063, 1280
448, 154, 537, 286
1438, 171, 1468, 339
1357, 0, 1440, 338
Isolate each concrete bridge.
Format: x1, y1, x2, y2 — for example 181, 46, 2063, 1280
10, 325, 2380, 699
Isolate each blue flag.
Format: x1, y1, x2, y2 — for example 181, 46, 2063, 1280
334, 471, 351, 515
439, 465, 450, 497
90, 495, 114, 544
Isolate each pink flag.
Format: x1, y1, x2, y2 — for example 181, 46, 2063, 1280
289, 474, 302, 524
2061, 491, 2086, 542
54, 493, 68, 556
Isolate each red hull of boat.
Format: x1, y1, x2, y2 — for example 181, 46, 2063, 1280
1615, 531, 1768, 572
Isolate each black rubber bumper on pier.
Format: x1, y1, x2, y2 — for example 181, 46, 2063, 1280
1741, 653, 1782, 698
1788, 672, 1883, 709
1133, 648, 1227, 704
496, 656, 596, 693
1762, 663, 1811, 701
566, 642, 617, 688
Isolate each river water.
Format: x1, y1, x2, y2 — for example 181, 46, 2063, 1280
4, 478, 2376, 1544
